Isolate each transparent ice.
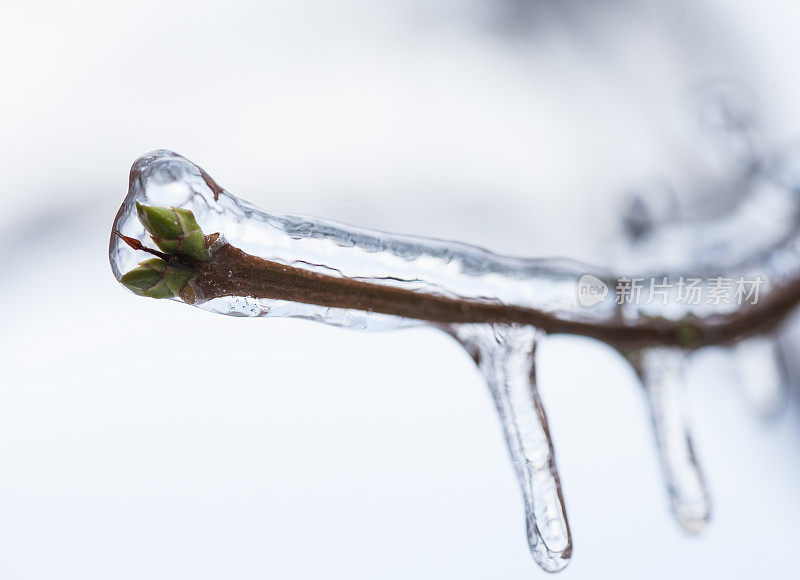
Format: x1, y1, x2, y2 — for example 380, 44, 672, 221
111, 150, 800, 328
451, 324, 571, 572
628, 348, 711, 534
733, 336, 788, 420
109, 142, 800, 572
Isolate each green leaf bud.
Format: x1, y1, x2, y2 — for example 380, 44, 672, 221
135, 203, 209, 260
136, 203, 183, 240
164, 263, 195, 294
119, 258, 195, 300
177, 229, 207, 261
139, 258, 167, 272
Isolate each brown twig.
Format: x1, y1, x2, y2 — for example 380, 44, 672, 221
179, 241, 796, 349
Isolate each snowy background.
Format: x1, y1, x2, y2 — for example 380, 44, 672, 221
2, 1, 800, 577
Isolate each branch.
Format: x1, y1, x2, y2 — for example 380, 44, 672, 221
110, 150, 800, 350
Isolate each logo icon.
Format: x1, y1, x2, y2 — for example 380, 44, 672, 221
578, 274, 609, 307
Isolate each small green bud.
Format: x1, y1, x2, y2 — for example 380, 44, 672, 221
164, 263, 195, 294
152, 238, 180, 254
120, 264, 173, 298
674, 321, 702, 347
177, 229, 207, 261
136, 203, 183, 240
173, 207, 202, 232
135, 203, 209, 260
119, 258, 195, 299
139, 258, 167, 272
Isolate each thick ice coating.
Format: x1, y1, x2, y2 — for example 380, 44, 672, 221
110, 150, 616, 329
110, 150, 798, 342
109, 149, 800, 573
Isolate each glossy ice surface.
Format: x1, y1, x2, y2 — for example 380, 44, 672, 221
111, 150, 618, 329
110, 148, 800, 573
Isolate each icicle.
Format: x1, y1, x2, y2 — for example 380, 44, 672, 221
733, 336, 788, 420
628, 348, 711, 534
452, 324, 571, 573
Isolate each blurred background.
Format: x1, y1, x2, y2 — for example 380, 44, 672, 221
2, 0, 800, 577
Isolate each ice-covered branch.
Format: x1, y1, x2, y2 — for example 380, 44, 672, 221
109, 150, 800, 573
112, 151, 800, 349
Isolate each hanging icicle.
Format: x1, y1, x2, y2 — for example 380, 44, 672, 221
452, 324, 571, 572
626, 348, 711, 533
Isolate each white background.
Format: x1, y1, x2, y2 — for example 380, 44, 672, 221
2, 1, 800, 578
